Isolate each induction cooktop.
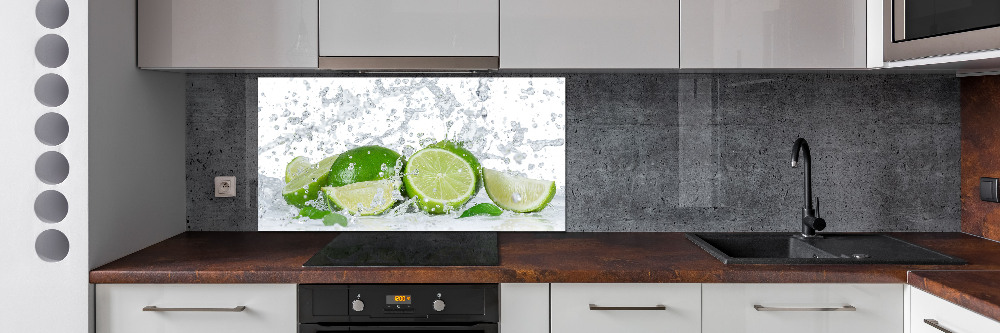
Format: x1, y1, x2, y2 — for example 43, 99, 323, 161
303, 232, 500, 267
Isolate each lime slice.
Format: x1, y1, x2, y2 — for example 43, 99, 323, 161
284, 156, 312, 183
482, 169, 556, 213
458, 203, 503, 218
282, 155, 339, 208
403, 145, 479, 214
322, 180, 398, 216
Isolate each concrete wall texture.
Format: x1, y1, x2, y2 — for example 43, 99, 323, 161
186, 73, 960, 232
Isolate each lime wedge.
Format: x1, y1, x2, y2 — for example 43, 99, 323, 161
458, 203, 503, 218
282, 155, 339, 208
403, 145, 479, 214
284, 156, 312, 183
322, 180, 398, 216
482, 169, 556, 213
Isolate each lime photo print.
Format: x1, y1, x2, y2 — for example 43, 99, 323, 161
257, 77, 566, 231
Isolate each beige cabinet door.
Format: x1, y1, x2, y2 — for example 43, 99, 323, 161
911, 287, 1000, 333
138, 0, 318, 69
96, 284, 297, 333
501, 0, 680, 69
551, 283, 701, 333
702, 283, 903, 333
681, 0, 870, 68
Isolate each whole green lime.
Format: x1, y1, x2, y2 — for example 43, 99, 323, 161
326, 145, 404, 188
402, 140, 482, 214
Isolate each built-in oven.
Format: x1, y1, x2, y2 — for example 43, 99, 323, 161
299, 284, 498, 333
884, 0, 1000, 61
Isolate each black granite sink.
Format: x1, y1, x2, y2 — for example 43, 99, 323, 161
686, 233, 966, 265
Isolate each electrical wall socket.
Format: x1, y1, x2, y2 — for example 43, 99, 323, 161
215, 176, 236, 197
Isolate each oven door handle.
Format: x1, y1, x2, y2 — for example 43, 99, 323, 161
340, 324, 498, 332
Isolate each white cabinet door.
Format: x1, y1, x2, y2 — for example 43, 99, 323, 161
500, 284, 549, 333
501, 0, 680, 69
138, 0, 318, 69
96, 284, 297, 333
319, 0, 499, 57
911, 287, 1000, 333
681, 0, 869, 68
702, 283, 903, 333
551, 283, 701, 333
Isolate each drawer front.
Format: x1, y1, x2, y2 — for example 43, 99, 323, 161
96, 284, 296, 333
911, 288, 1000, 333
551, 283, 701, 333
702, 283, 903, 333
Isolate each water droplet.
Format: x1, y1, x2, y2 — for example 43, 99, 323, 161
511, 192, 522, 203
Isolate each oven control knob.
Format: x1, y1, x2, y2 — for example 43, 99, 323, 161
352, 299, 365, 312
432, 299, 446, 312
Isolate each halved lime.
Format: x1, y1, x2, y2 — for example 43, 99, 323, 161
284, 156, 312, 183
403, 143, 479, 214
282, 155, 339, 208
327, 146, 403, 188
322, 180, 398, 216
482, 169, 556, 213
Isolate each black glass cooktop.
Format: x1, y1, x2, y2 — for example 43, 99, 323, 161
303, 232, 499, 267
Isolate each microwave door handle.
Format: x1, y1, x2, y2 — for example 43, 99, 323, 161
893, 0, 906, 41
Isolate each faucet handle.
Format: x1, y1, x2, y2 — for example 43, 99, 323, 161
815, 197, 820, 218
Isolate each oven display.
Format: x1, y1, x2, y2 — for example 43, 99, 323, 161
386, 295, 412, 304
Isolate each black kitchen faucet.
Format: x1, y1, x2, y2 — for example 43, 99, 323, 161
791, 138, 826, 238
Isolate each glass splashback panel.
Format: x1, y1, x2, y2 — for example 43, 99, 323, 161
257, 77, 565, 231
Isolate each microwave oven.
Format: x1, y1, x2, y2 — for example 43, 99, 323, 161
884, 0, 1000, 62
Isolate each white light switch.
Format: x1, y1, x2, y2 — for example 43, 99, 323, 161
215, 176, 236, 197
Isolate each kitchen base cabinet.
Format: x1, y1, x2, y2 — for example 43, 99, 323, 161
551, 283, 701, 333
96, 284, 296, 333
702, 283, 903, 333
910, 287, 1000, 333
500, 283, 549, 333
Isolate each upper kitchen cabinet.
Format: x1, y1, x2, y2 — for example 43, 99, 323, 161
681, 0, 879, 69
500, 0, 680, 69
138, 0, 318, 69
318, 0, 500, 70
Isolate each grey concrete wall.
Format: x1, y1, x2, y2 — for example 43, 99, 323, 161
186, 73, 960, 232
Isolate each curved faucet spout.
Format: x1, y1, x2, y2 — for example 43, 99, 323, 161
791, 138, 824, 237
791, 138, 811, 210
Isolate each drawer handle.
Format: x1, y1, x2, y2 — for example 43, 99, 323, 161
143, 306, 247, 312
924, 319, 955, 333
753, 305, 856, 312
589, 304, 667, 311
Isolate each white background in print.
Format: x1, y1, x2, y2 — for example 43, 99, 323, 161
258, 77, 565, 231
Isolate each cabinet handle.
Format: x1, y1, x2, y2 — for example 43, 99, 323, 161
753, 305, 856, 312
143, 306, 247, 312
589, 304, 667, 311
924, 319, 955, 333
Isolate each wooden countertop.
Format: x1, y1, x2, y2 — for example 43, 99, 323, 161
90, 232, 1000, 322
91, 232, 1000, 284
